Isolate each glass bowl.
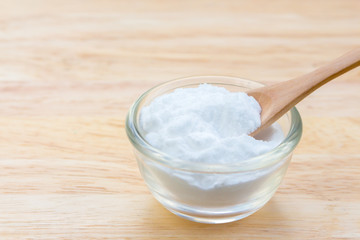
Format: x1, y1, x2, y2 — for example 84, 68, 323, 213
126, 76, 302, 224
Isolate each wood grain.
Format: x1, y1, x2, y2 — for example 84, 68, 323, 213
0, 0, 359, 239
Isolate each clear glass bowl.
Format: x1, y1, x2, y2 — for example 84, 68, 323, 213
126, 76, 302, 224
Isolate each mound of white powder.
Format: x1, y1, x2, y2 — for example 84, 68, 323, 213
140, 84, 283, 164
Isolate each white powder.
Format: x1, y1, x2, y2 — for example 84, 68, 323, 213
140, 84, 283, 165
137, 83, 289, 212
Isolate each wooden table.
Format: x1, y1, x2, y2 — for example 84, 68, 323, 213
0, 0, 359, 239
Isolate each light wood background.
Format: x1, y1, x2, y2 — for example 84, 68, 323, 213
0, 0, 359, 239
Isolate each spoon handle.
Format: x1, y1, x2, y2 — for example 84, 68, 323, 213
249, 48, 360, 135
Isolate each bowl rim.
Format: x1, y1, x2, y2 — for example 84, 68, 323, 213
126, 75, 302, 173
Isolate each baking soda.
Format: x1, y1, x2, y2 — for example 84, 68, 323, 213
140, 84, 283, 165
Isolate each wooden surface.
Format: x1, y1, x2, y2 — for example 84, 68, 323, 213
0, 0, 359, 239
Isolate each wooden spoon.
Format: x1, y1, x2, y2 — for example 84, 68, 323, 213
248, 48, 360, 136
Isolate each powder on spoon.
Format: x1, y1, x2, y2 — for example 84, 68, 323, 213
140, 84, 283, 164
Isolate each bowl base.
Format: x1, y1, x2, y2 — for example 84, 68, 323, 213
166, 206, 258, 224
152, 191, 272, 224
